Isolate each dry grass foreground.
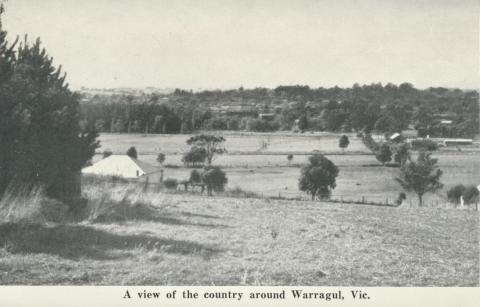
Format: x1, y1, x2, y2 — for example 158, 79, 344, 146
0, 183, 478, 286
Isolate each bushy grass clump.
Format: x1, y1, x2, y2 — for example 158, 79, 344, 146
0, 186, 69, 223
82, 183, 165, 223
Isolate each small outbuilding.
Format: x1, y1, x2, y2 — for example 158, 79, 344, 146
442, 139, 473, 146
389, 133, 402, 142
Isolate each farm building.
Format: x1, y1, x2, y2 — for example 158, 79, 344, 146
389, 133, 401, 142
442, 138, 473, 146
82, 155, 163, 182
258, 113, 275, 120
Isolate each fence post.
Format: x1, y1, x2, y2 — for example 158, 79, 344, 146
386, 198, 388, 205
362, 196, 365, 203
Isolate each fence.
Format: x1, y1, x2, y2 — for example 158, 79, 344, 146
143, 181, 480, 210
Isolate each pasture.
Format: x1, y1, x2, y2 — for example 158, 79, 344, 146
96, 131, 371, 155
0, 185, 478, 285
93, 132, 480, 206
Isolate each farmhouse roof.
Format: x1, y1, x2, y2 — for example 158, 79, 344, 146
390, 133, 401, 140
82, 155, 161, 179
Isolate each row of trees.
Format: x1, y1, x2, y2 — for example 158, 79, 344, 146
80, 83, 479, 137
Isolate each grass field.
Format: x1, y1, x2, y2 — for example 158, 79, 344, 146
96, 131, 371, 155
0, 185, 478, 286
92, 132, 480, 206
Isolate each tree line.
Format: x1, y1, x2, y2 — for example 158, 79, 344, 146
80, 83, 479, 137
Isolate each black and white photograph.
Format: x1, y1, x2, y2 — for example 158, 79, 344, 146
0, 0, 478, 289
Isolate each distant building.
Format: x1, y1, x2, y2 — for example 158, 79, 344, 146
258, 113, 275, 120
440, 120, 453, 125
389, 133, 401, 142
442, 139, 473, 146
82, 155, 163, 182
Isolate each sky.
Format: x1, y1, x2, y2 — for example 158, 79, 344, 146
2, 0, 479, 90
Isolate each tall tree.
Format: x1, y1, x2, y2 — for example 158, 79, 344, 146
299, 154, 339, 200
396, 152, 443, 206
0, 8, 98, 201
186, 134, 226, 165
376, 143, 392, 166
338, 135, 350, 152
126, 146, 138, 159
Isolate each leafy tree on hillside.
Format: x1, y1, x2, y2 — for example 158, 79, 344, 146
186, 134, 226, 165
287, 154, 293, 165
396, 151, 443, 206
189, 169, 202, 184
447, 184, 466, 204
0, 9, 98, 201
376, 143, 392, 165
298, 114, 308, 132
374, 116, 391, 132
394, 143, 410, 166
182, 146, 207, 167
339, 135, 350, 152
126, 146, 138, 159
156, 152, 166, 165
462, 186, 479, 205
299, 154, 339, 200
202, 166, 228, 196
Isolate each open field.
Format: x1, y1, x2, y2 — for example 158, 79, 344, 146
0, 188, 478, 286
92, 132, 480, 205
96, 132, 371, 155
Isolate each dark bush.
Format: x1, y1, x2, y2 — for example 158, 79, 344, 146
463, 186, 479, 204
126, 146, 138, 159
189, 169, 202, 183
447, 184, 466, 204
163, 178, 178, 189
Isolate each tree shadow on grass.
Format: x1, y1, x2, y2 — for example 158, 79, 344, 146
0, 223, 222, 261
180, 211, 221, 220
149, 215, 229, 229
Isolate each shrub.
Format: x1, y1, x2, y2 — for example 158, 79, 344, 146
376, 143, 392, 165
393, 143, 410, 166
287, 154, 293, 164
189, 169, 202, 184
396, 192, 407, 205
202, 166, 228, 196
156, 152, 166, 165
462, 186, 479, 204
163, 178, 178, 189
411, 139, 438, 151
126, 146, 138, 159
339, 135, 350, 152
447, 184, 466, 204
362, 133, 379, 152
103, 149, 113, 159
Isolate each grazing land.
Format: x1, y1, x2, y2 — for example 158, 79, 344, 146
0, 186, 478, 286
93, 132, 480, 205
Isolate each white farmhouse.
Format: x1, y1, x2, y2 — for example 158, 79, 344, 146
82, 155, 163, 182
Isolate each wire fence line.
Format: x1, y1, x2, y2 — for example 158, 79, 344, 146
139, 181, 478, 210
